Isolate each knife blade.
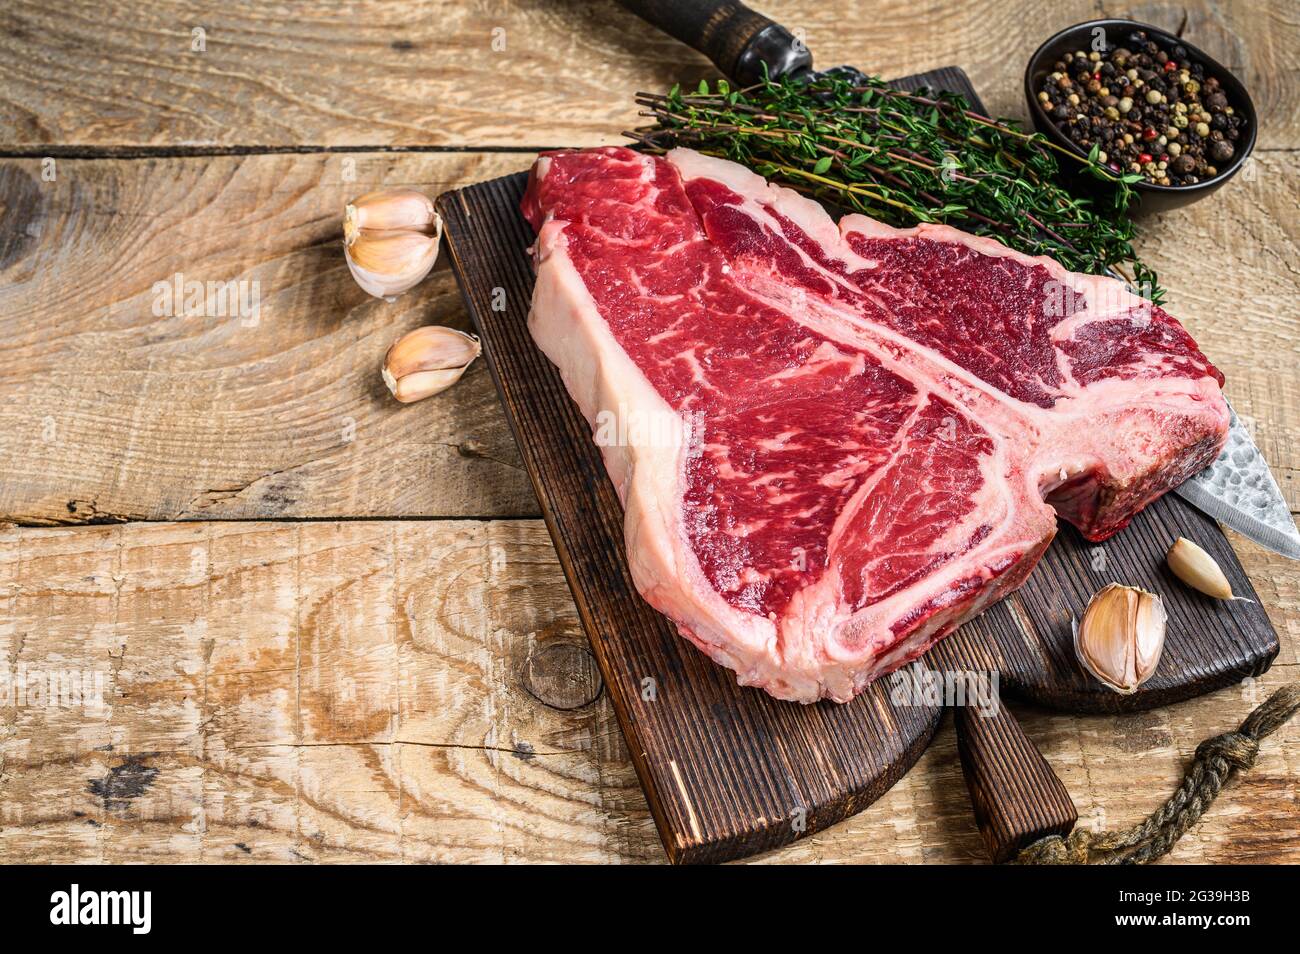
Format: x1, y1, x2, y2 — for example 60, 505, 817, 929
1175, 405, 1300, 559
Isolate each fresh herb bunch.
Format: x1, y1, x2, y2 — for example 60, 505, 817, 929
630, 74, 1163, 303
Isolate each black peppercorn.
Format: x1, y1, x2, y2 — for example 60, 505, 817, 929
1209, 139, 1235, 163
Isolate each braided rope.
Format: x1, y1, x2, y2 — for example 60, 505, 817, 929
1016, 683, 1300, 865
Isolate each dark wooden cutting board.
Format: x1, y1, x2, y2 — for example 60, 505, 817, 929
437, 67, 1279, 864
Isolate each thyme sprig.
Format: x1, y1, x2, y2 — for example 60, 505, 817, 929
628, 74, 1163, 303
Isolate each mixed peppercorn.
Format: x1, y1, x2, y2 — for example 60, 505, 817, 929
1036, 30, 1245, 186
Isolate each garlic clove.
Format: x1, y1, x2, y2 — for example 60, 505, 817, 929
1075, 583, 1166, 694
345, 229, 439, 299
384, 366, 468, 404
1166, 537, 1234, 600
384, 325, 481, 379
1076, 584, 1135, 689
1132, 588, 1168, 682
382, 325, 481, 403
344, 189, 439, 242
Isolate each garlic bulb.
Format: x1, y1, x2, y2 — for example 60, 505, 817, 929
1075, 583, 1167, 694
1166, 537, 1234, 600
343, 188, 442, 299
382, 325, 481, 403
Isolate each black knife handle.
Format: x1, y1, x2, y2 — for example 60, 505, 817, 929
615, 0, 812, 85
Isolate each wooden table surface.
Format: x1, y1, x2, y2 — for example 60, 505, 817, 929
0, 0, 1296, 864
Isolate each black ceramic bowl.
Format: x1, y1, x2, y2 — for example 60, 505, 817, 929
1024, 19, 1257, 215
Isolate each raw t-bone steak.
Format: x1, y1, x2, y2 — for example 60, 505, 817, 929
520, 146, 1229, 703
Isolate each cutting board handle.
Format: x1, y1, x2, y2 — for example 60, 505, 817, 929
615, 0, 812, 85
954, 700, 1078, 863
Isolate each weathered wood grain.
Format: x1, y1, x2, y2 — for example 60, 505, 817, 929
0, 149, 1294, 525
0, 1, 1294, 151
0, 0, 1296, 867
0, 520, 1295, 864
0, 520, 658, 863
0, 152, 538, 525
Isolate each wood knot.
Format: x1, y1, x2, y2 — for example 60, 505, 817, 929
87, 754, 159, 813
521, 641, 602, 710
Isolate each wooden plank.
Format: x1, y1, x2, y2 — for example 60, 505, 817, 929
0, 1, 1294, 151
0, 520, 1295, 863
0, 520, 661, 863
0, 151, 538, 525
0, 147, 1294, 525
